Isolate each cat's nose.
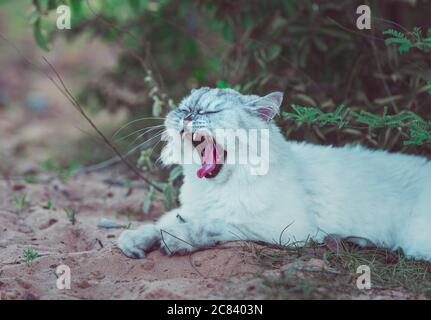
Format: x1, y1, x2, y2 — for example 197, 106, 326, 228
184, 114, 193, 121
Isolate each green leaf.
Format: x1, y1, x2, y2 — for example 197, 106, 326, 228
312, 36, 328, 52
163, 184, 176, 210
418, 81, 431, 94
413, 26, 422, 38
168, 166, 183, 182
216, 80, 230, 89
128, 0, 140, 11
220, 21, 234, 41
33, 18, 50, 51
47, 0, 57, 10
143, 187, 155, 214
265, 44, 282, 61
68, 0, 82, 15
398, 43, 414, 54
29, 9, 40, 24
240, 12, 255, 29
207, 57, 222, 73
384, 37, 410, 45
383, 29, 406, 39
23, 175, 37, 184
41, 158, 55, 171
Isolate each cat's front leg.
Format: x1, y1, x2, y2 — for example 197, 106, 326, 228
118, 211, 259, 258
156, 210, 203, 255
117, 209, 180, 258
117, 224, 160, 258
158, 217, 252, 255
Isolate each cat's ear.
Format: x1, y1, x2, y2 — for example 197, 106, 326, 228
247, 91, 284, 121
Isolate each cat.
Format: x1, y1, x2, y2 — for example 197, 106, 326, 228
118, 87, 431, 261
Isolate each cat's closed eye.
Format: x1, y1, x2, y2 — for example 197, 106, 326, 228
197, 110, 221, 115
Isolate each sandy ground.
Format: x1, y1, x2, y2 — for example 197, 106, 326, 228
0, 172, 268, 300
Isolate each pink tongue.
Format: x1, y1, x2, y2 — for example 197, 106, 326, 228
197, 143, 217, 178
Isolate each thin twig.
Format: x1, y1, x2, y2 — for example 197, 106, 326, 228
0, 29, 163, 192
41, 57, 163, 192
326, 16, 385, 42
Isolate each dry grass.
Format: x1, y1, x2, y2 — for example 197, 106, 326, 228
248, 238, 431, 299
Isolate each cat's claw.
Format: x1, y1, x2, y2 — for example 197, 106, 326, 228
117, 225, 160, 259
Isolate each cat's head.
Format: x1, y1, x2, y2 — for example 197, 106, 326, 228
161, 87, 283, 180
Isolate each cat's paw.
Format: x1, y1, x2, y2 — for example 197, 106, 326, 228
117, 224, 160, 259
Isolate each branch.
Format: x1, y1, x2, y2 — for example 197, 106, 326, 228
41, 57, 163, 192
0, 31, 162, 192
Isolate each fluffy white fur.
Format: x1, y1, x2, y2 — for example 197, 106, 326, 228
118, 88, 431, 261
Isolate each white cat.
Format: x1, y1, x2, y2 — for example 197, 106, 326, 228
118, 87, 431, 261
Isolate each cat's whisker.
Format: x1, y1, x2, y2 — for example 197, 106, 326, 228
154, 155, 163, 166
112, 117, 165, 140
145, 135, 166, 161
126, 127, 166, 149
116, 124, 165, 142
127, 129, 166, 153
132, 125, 166, 142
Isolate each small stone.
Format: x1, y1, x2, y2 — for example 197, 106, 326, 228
16, 278, 32, 290
97, 218, 124, 229
141, 261, 155, 271
77, 280, 91, 289
91, 271, 106, 280
23, 292, 38, 300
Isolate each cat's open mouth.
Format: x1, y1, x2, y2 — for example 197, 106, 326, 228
188, 132, 227, 179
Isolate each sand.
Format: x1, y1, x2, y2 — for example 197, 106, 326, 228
0, 171, 274, 300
